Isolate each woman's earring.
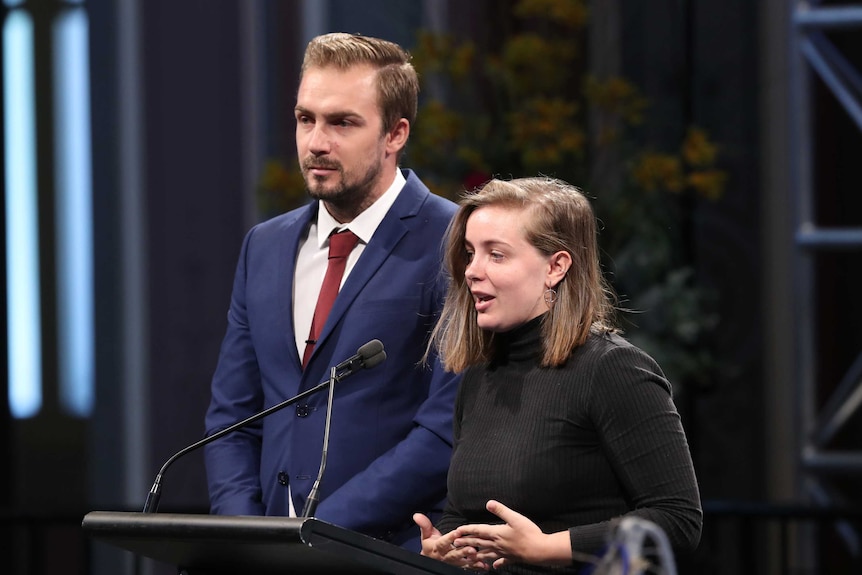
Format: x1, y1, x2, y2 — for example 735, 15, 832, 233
544, 288, 557, 305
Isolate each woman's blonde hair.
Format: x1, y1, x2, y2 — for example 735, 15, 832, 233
429, 177, 618, 372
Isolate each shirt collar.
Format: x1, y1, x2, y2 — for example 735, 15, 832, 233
314, 169, 407, 247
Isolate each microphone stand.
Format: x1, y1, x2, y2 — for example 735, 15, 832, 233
142, 340, 385, 514
301, 366, 337, 517
143, 378, 331, 513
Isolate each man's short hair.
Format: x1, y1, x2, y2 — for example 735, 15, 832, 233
301, 32, 419, 135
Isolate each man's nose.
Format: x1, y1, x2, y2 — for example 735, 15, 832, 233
307, 125, 330, 154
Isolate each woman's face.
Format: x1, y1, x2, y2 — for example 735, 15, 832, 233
463, 205, 555, 333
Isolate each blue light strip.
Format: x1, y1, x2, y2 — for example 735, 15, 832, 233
4, 10, 42, 419
54, 8, 94, 417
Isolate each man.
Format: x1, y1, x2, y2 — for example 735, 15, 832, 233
204, 33, 460, 549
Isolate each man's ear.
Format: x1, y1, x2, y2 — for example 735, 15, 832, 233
385, 118, 410, 156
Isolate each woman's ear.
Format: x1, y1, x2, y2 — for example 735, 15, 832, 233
547, 251, 572, 286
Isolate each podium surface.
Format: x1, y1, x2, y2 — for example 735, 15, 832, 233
83, 511, 463, 575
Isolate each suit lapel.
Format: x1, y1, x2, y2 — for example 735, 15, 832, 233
312, 173, 428, 353
277, 204, 317, 373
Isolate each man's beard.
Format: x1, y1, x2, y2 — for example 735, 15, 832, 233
301, 155, 382, 208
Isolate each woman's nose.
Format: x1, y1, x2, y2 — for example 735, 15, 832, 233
465, 258, 482, 281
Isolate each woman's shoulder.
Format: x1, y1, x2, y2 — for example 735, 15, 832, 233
573, 331, 664, 374
576, 331, 671, 394
577, 329, 636, 356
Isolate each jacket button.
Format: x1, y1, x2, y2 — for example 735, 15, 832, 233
296, 404, 309, 417
277, 471, 288, 486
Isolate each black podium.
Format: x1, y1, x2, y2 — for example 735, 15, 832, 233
82, 511, 463, 575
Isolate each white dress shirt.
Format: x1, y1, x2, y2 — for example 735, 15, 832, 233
293, 169, 406, 358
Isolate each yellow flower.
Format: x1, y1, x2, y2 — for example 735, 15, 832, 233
682, 127, 719, 168
502, 35, 575, 93
632, 153, 685, 193
449, 42, 476, 79
558, 131, 586, 154
585, 75, 648, 125
506, 97, 585, 170
256, 159, 307, 215
687, 169, 727, 200
413, 30, 452, 74
508, 98, 579, 144
456, 147, 490, 172
515, 0, 589, 29
415, 100, 462, 147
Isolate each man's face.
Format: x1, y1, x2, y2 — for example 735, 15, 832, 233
295, 64, 391, 212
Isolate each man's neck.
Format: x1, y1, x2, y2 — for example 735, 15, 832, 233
323, 166, 400, 223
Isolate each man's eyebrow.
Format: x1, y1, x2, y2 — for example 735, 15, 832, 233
294, 105, 362, 120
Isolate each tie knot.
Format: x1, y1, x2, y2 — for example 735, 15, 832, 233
328, 229, 359, 259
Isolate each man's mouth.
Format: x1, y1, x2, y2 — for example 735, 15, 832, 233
303, 158, 341, 172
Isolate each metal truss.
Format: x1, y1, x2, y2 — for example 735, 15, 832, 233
790, 0, 862, 559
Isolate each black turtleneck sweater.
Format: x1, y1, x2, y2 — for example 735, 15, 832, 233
437, 316, 702, 573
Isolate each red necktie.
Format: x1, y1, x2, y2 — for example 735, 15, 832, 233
302, 229, 360, 369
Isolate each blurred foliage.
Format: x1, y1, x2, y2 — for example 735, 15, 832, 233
408, 0, 726, 390
256, 159, 308, 217
257, 0, 727, 390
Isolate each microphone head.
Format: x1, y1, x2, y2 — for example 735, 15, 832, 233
357, 339, 384, 360
333, 339, 386, 377
362, 350, 386, 370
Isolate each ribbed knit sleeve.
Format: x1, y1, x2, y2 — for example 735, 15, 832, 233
569, 341, 702, 554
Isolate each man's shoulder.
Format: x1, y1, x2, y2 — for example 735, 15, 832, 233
249, 203, 314, 235
401, 169, 458, 216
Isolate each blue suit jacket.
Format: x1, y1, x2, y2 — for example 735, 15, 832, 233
204, 170, 460, 547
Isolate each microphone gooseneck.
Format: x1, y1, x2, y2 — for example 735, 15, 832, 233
300, 367, 337, 518
142, 340, 386, 514
301, 341, 387, 517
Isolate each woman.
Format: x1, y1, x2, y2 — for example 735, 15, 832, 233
413, 177, 702, 573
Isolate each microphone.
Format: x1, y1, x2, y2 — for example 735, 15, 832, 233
333, 338, 385, 375
142, 339, 386, 513
302, 340, 386, 517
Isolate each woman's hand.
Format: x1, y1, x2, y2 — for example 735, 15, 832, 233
413, 513, 491, 571
452, 501, 572, 569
